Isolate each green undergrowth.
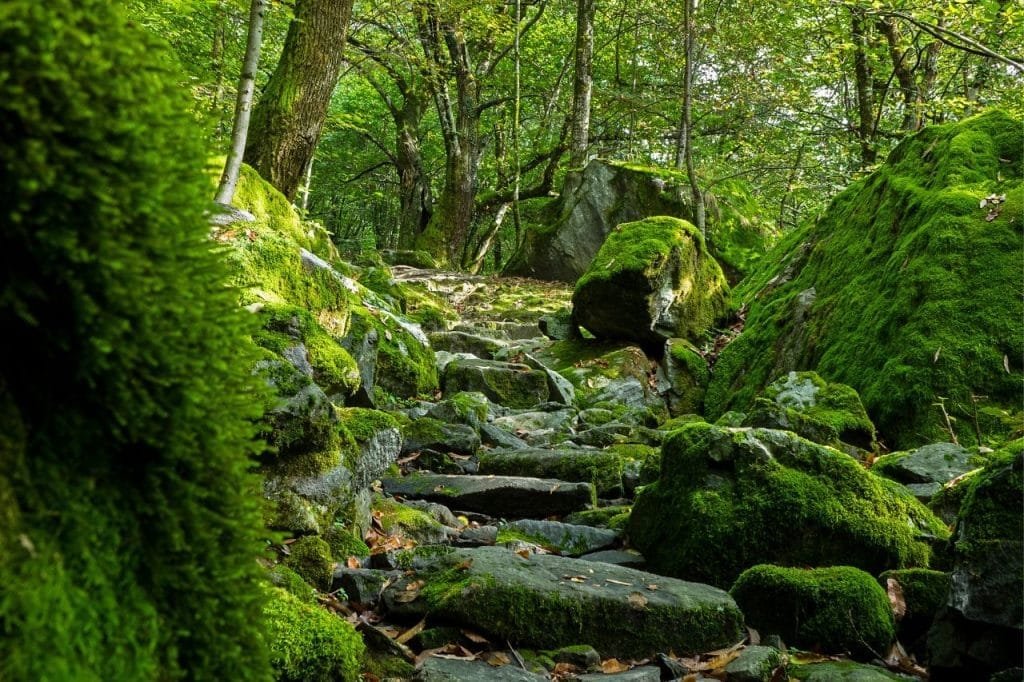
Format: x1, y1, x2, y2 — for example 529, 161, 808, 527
707, 110, 1024, 449
0, 2, 271, 677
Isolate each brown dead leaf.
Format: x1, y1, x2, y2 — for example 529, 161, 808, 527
563, 574, 588, 582
393, 579, 425, 603
887, 578, 907, 620
601, 658, 630, 673
627, 592, 648, 610
646, 584, 659, 591
461, 629, 490, 645
485, 651, 511, 667
552, 662, 580, 675
515, 549, 531, 559
454, 559, 474, 571
346, 556, 362, 569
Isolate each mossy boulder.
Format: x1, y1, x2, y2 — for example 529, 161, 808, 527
477, 447, 656, 498
442, 358, 549, 409
629, 424, 947, 587
743, 371, 876, 451
283, 535, 335, 591
536, 339, 664, 412
872, 442, 981, 501
382, 546, 744, 658
342, 305, 438, 401
572, 216, 729, 350
788, 661, 910, 681
659, 338, 711, 416
707, 111, 1024, 449
928, 444, 1023, 677
264, 587, 365, 682
879, 568, 948, 651
373, 496, 447, 545
731, 565, 895, 659
0, 3, 271, 676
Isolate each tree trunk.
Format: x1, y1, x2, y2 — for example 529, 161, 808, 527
214, 0, 267, 206
396, 95, 432, 250
244, 0, 354, 200
680, 0, 704, 237
850, 7, 877, 167
568, 0, 595, 168
414, 10, 482, 266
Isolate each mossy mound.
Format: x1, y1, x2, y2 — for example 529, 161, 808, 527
283, 536, 335, 591
572, 216, 730, 350
0, 2, 270, 677
264, 587, 364, 682
629, 424, 947, 587
731, 565, 895, 659
744, 371, 876, 450
707, 111, 1023, 449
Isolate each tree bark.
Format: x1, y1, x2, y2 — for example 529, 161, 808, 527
850, 7, 878, 166
244, 0, 354, 200
396, 94, 432, 250
215, 0, 267, 205
680, 0, 704, 237
569, 0, 595, 168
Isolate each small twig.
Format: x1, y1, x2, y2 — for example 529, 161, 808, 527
507, 639, 528, 671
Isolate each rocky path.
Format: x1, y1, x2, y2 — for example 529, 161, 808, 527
330, 269, 926, 682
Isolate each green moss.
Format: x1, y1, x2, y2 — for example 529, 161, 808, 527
347, 307, 438, 398
478, 449, 630, 497
336, 407, 399, 444
0, 3, 271, 677
284, 536, 334, 591
322, 525, 371, 560
629, 424, 948, 587
952, 442, 1023, 561
752, 372, 877, 449
731, 565, 895, 658
254, 303, 360, 396
788, 661, 909, 680
565, 506, 632, 528
232, 164, 313, 251
264, 587, 364, 682
268, 565, 318, 604
573, 217, 730, 345
362, 652, 415, 680
877, 568, 948, 622
373, 496, 444, 538
708, 111, 1024, 449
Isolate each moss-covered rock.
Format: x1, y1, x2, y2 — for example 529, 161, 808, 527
659, 339, 710, 416
878, 568, 948, 650
343, 305, 438, 400
707, 111, 1024, 449
478, 447, 650, 498
788, 661, 910, 681
0, 3, 271, 676
268, 564, 318, 604
536, 339, 663, 412
383, 546, 743, 658
264, 587, 365, 682
572, 217, 729, 350
629, 424, 947, 587
442, 358, 549, 409
743, 371, 876, 450
284, 535, 334, 591
731, 565, 895, 658
373, 496, 447, 545
872, 442, 982, 501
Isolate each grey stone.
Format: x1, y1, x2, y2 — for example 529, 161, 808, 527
427, 392, 490, 429
578, 550, 646, 569
572, 666, 661, 681
402, 418, 481, 456
384, 546, 743, 658
382, 473, 594, 518
416, 657, 548, 681
429, 331, 509, 359
443, 358, 550, 409
480, 422, 531, 450
209, 202, 256, 226
352, 425, 402, 488
539, 310, 577, 341
331, 568, 400, 606
873, 442, 975, 496
503, 519, 618, 556
454, 525, 499, 546
724, 645, 783, 682
572, 423, 632, 447
492, 409, 578, 439
477, 447, 628, 497
788, 661, 911, 681
503, 160, 689, 283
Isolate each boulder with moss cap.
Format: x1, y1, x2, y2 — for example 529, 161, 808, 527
629, 423, 948, 587
572, 216, 729, 351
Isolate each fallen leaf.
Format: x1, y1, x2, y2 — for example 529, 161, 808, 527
646, 584, 659, 591
461, 629, 490, 645
454, 559, 473, 571
627, 592, 648, 610
485, 651, 511, 667
887, 578, 907, 620
515, 549, 531, 559
601, 658, 630, 673
346, 556, 362, 569
552, 662, 580, 675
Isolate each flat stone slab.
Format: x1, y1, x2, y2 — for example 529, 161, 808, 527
416, 657, 547, 681
503, 519, 618, 556
442, 358, 549, 409
382, 473, 594, 518
573, 666, 662, 681
478, 448, 628, 497
578, 549, 646, 570
384, 546, 743, 658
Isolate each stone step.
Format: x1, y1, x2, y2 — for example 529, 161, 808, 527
382, 546, 744, 659
382, 472, 594, 518
500, 519, 618, 557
